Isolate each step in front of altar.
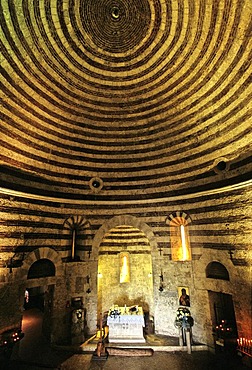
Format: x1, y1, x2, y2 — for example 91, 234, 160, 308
108, 322, 145, 343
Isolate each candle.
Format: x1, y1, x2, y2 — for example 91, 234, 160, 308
237, 337, 252, 354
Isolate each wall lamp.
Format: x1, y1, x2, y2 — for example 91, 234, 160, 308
7, 255, 24, 273
159, 270, 164, 292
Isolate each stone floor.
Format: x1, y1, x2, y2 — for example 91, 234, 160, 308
0, 308, 250, 370
1, 349, 250, 370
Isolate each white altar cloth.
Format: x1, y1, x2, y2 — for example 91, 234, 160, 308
107, 306, 145, 343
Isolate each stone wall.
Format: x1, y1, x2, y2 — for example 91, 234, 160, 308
0, 0, 251, 350
0, 183, 251, 347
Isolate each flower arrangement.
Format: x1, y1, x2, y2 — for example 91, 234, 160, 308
174, 307, 194, 329
109, 305, 121, 319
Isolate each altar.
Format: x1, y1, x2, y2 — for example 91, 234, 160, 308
107, 306, 145, 343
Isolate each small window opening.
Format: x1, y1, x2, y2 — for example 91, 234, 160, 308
170, 219, 191, 261
206, 261, 229, 280
217, 161, 227, 171
89, 177, 103, 193
119, 252, 130, 283
111, 6, 120, 19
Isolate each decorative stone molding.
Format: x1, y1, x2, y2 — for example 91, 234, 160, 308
166, 211, 192, 225
19, 247, 63, 282
92, 214, 158, 260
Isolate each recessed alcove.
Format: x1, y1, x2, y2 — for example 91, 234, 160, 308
27, 259, 55, 279
97, 225, 153, 317
206, 261, 229, 281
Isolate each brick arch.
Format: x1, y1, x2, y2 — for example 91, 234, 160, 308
166, 211, 192, 226
206, 261, 230, 281
61, 215, 92, 254
62, 215, 91, 235
92, 214, 157, 260
19, 247, 63, 281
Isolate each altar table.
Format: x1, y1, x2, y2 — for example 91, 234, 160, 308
107, 306, 145, 343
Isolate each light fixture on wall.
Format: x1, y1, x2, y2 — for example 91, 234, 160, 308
228, 249, 234, 261
159, 270, 164, 292
86, 274, 91, 294
87, 246, 92, 259
7, 253, 25, 273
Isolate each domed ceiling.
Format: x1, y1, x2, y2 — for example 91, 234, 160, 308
0, 0, 251, 201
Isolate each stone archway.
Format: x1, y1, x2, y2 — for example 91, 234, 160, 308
18, 247, 63, 312
20, 247, 63, 281
19, 248, 63, 342
92, 214, 158, 259
93, 215, 157, 326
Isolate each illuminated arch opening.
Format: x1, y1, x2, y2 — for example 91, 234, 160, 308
119, 252, 130, 283
169, 216, 191, 261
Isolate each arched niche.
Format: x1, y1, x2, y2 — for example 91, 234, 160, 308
166, 211, 192, 261
27, 258, 55, 279
92, 214, 158, 260
62, 215, 92, 260
206, 261, 230, 281
95, 215, 155, 317
19, 247, 63, 282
